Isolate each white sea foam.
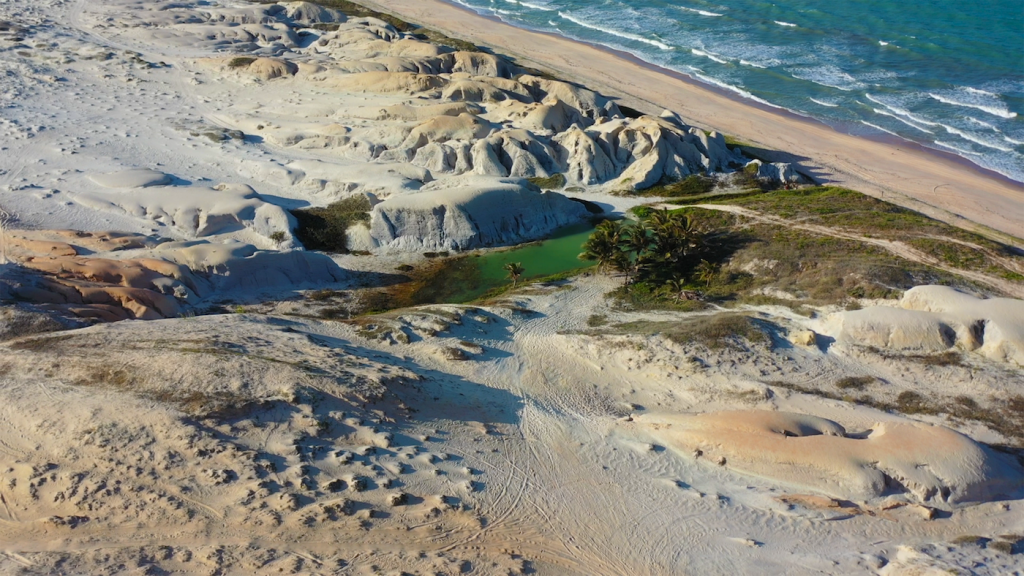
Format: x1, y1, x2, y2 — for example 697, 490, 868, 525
966, 117, 998, 130
558, 12, 672, 50
809, 97, 839, 108
685, 68, 780, 108
871, 108, 934, 134
934, 140, 981, 156
739, 59, 768, 69
965, 87, 997, 97
878, 40, 889, 46
1004, 135, 1024, 146
940, 125, 1013, 152
928, 92, 1017, 119
519, 1, 555, 11
679, 6, 724, 17
860, 121, 901, 138
692, 48, 728, 64
791, 66, 865, 91
775, 21, 797, 27
864, 94, 940, 128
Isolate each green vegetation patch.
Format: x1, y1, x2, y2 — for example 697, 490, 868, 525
606, 314, 772, 351
604, 194, 1013, 312
227, 56, 256, 68
636, 175, 716, 198
527, 173, 567, 190
290, 195, 371, 253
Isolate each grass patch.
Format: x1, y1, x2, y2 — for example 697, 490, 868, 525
290, 195, 371, 253
696, 186, 1022, 279
8, 334, 74, 352
609, 314, 771, 351
609, 191, 1013, 313
636, 175, 716, 198
951, 535, 988, 547
227, 56, 256, 68
527, 173, 566, 190
611, 283, 711, 312
835, 376, 875, 390
587, 314, 608, 327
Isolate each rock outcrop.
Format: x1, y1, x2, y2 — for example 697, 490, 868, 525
634, 410, 1023, 505
834, 286, 1024, 365
366, 177, 589, 251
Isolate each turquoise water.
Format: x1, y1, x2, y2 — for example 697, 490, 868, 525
449, 0, 1024, 182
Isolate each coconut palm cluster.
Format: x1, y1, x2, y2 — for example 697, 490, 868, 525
579, 209, 722, 298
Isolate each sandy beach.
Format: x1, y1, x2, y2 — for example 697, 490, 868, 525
362, 0, 1024, 243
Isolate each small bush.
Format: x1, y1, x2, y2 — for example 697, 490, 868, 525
442, 347, 468, 361
269, 231, 286, 243
395, 264, 414, 272
896, 390, 935, 414
951, 535, 987, 547
587, 314, 608, 327
836, 376, 874, 390
227, 56, 256, 68
640, 175, 716, 198
991, 541, 1015, 555
527, 173, 567, 190
614, 314, 771, 351
319, 306, 347, 320
291, 195, 371, 253
306, 289, 342, 302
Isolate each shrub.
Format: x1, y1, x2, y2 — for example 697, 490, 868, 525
896, 390, 935, 414
290, 195, 371, 253
269, 231, 286, 243
527, 173, 567, 190
836, 376, 874, 390
306, 289, 342, 302
638, 175, 716, 198
227, 56, 256, 68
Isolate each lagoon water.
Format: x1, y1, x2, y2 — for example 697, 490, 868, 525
449, 0, 1024, 182
441, 221, 598, 302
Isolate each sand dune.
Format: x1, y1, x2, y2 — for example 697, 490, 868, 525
1, 0, 1022, 573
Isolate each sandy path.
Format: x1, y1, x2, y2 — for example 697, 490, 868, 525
647, 202, 1024, 298
362, 0, 1024, 244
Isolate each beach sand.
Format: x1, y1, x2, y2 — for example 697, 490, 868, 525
362, 0, 1024, 243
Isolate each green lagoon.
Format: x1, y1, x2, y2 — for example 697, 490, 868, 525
420, 220, 602, 304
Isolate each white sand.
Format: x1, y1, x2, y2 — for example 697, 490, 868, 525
0, 0, 1023, 574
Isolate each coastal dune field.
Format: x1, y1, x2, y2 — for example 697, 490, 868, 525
0, 0, 1022, 575
360, 0, 1024, 243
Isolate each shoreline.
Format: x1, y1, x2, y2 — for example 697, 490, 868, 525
362, 0, 1024, 245
436, 1, 1023, 191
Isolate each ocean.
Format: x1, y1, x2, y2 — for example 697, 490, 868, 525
447, 0, 1024, 183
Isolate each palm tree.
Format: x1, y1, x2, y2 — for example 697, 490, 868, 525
694, 259, 719, 287
621, 222, 654, 281
504, 262, 525, 289
578, 220, 621, 273
609, 251, 633, 285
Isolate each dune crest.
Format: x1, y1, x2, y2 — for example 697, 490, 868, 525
632, 410, 1023, 505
